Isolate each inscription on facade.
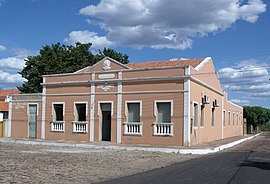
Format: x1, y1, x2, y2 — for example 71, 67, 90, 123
98, 74, 115, 79
15, 103, 25, 109
97, 83, 114, 91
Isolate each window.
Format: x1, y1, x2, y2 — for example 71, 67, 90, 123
124, 102, 142, 135
193, 103, 198, 127
154, 101, 173, 136
156, 102, 172, 123
211, 107, 215, 127
127, 103, 140, 122
53, 103, 64, 121
223, 110, 226, 127
75, 103, 87, 121
232, 113, 235, 126
51, 103, 65, 132
228, 112, 231, 126
200, 104, 204, 127
236, 113, 238, 126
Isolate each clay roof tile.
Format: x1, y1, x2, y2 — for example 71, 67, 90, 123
126, 58, 204, 69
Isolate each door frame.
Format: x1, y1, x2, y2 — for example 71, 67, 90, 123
27, 103, 38, 139
98, 101, 113, 141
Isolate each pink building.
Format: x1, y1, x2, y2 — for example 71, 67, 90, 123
7, 57, 243, 146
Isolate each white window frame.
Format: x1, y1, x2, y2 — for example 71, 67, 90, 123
51, 102, 65, 132
192, 101, 199, 128
98, 101, 113, 116
27, 103, 39, 116
27, 103, 39, 138
73, 101, 88, 121
52, 102, 65, 121
125, 100, 142, 118
154, 100, 173, 118
124, 100, 143, 136
153, 100, 173, 136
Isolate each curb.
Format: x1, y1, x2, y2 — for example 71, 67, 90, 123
0, 133, 260, 155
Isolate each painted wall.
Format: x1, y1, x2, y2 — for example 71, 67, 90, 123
10, 97, 42, 139
190, 81, 223, 145
223, 99, 244, 138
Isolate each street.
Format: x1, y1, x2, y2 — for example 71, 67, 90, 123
103, 132, 270, 184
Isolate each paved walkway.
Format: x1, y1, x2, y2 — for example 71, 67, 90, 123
0, 133, 259, 154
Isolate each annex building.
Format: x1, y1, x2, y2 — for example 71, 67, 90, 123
6, 57, 243, 146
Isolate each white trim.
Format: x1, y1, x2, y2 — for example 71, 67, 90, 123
42, 76, 188, 86
27, 103, 39, 116
44, 90, 186, 97
41, 77, 46, 139
125, 101, 143, 117
90, 73, 95, 142
183, 66, 191, 146
73, 101, 88, 119
194, 57, 212, 71
74, 57, 131, 74
98, 101, 114, 116
98, 101, 114, 141
221, 96, 224, 139
154, 100, 173, 117
43, 63, 188, 77
190, 76, 224, 96
52, 102, 65, 121
117, 71, 122, 143
227, 100, 243, 109
6, 96, 12, 137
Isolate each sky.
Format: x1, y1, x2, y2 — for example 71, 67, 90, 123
0, 0, 269, 108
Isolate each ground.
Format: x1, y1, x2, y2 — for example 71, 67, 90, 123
104, 132, 270, 184
0, 142, 199, 183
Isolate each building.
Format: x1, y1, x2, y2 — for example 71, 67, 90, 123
7, 57, 243, 146
0, 90, 20, 137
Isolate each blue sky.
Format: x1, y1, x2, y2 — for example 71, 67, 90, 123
0, 0, 269, 108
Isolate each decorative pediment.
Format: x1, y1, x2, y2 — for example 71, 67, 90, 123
75, 57, 131, 73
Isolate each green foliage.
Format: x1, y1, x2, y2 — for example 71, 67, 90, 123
243, 106, 270, 131
18, 43, 129, 93
97, 48, 129, 64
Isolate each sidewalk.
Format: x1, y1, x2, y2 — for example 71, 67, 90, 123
0, 133, 260, 155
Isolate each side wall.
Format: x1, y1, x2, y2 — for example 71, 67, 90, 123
190, 81, 223, 145
10, 95, 42, 139
223, 99, 244, 138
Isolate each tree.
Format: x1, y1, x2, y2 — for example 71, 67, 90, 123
18, 43, 129, 93
97, 48, 129, 64
243, 106, 270, 132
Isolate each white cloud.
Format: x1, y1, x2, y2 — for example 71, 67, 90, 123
79, 0, 266, 49
230, 99, 250, 106
64, 30, 113, 49
0, 57, 25, 70
0, 45, 6, 51
0, 70, 24, 85
218, 60, 270, 98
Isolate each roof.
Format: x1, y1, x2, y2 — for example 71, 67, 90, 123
0, 101, 8, 112
0, 90, 20, 100
126, 58, 204, 69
